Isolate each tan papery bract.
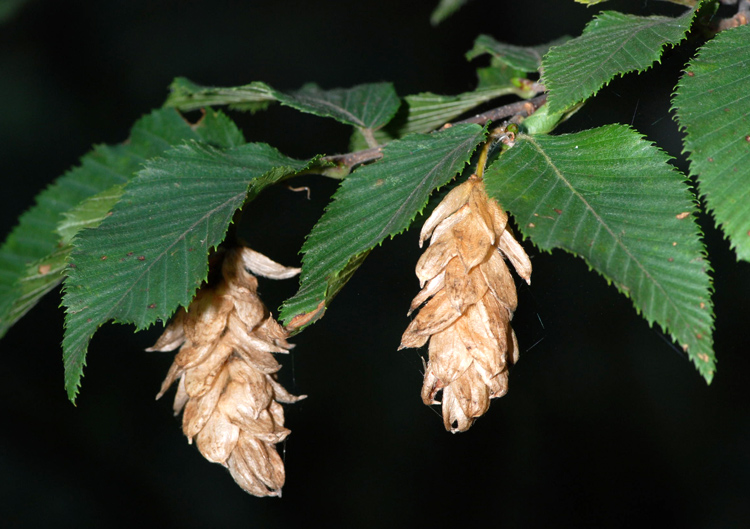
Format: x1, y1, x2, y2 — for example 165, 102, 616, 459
150, 246, 304, 497
401, 175, 531, 433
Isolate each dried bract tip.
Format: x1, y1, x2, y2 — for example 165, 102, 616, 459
402, 176, 531, 433
238, 246, 301, 279
150, 245, 304, 497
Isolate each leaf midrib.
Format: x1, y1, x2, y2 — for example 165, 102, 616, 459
572, 17, 672, 88
289, 90, 365, 127
373, 133, 479, 242
522, 135, 696, 338
74, 189, 244, 329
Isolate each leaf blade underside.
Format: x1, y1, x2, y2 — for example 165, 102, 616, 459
466, 34, 569, 73
167, 77, 400, 130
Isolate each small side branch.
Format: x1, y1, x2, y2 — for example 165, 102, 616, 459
322, 146, 383, 169
321, 94, 548, 172
451, 94, 547, 126
714, 0, 749, 30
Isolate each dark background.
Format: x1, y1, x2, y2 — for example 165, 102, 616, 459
2, 0, 749, 527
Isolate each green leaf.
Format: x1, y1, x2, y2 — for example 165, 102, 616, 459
520, 101, 575, 136
348, 60, 536, 151
399, 91, 496, 136
673, 24, 750, 262
280, 124, 486, 330
484, 125, 715, 382
167, 77, 276, 113
11, 249, 70, 327
57, 185, 126, 246
191, 109, 248, 149
397, 68, 526, 136
56, 112, 247, 248
543, 5, 701, 113
349, 76, 521, 151
474, 60, 528, 92
466, 35, 569, 73
63, 111, 246, 245
167, 77, 400, 131
430, 0, 469, 25
279, 83, 400, 130
62, 142, 310, 401
0, 108, 241, 338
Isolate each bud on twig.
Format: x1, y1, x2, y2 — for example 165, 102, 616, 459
401, 175, 531, 432
148, 246, 304, 497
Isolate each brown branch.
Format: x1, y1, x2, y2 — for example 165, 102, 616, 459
321, 94, 548, 171
451, 94, 547, 126
708, 0, 749, 31
322, 145, 383, 169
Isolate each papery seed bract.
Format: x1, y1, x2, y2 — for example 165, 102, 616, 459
401, 176, 531, 432
150, 246, 305, 496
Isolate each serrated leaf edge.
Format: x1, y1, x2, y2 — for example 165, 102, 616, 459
510, 130, 715, 381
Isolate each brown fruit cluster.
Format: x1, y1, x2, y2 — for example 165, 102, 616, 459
148, 246, 304, 497
400, 175, 531, 432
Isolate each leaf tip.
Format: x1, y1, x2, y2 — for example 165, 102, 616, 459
283, 300, 326, 334
696, 352, 715, 385
65, 372, 82, 405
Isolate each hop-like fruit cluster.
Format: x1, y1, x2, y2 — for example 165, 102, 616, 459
148, 246, 303, 497
400, 175, 531, 432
